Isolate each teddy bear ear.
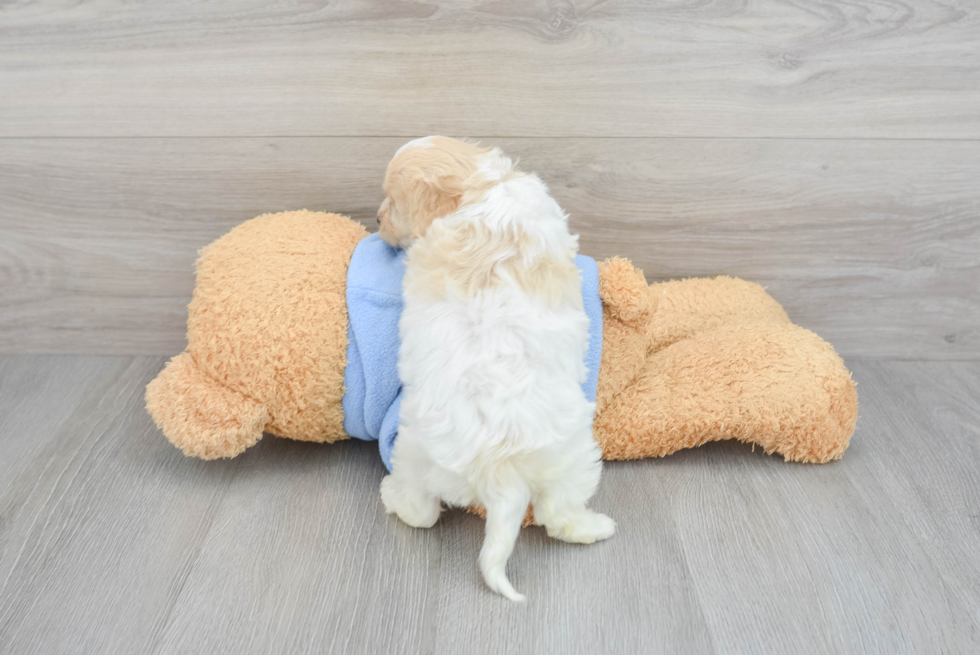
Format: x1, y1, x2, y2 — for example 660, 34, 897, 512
146, 352, 269, 459
597, 257, 657, 324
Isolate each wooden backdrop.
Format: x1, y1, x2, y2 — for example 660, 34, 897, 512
2, 0, 978, 359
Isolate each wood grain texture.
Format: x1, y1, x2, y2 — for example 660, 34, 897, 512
1, 1, 979, 138
0, 356, 238, 653
2, 137, 977, 358
0, 356, 978, 653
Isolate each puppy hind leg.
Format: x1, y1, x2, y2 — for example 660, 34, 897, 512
533, 446, 615, 545
380, 442, 442, 528
536, 501, 616, 544
479, 480, 531, 602
380, 471, 442, 528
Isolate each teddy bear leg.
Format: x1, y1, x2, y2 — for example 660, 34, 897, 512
648, 276, 792, 350
146, 352, 270, 460
593, 323, 857, 464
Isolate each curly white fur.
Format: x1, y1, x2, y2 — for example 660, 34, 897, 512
378, 138, 614, 601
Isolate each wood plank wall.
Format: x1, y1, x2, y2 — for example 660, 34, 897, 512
1, 1, 978, 358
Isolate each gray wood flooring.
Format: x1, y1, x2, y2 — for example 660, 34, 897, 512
0, 355, 977, 654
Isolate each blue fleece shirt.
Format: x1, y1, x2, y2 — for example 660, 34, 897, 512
342, 233, 603, 471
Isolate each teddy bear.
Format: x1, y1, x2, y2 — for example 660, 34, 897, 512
145, 209, 857, 470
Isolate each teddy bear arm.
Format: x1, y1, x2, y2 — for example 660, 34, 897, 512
594, 258, 660, 415
595, 262, 795, 413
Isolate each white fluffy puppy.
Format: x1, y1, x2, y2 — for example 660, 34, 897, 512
377, 136, 614, 601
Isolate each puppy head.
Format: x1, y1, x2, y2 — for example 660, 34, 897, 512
378, 136, 489, 248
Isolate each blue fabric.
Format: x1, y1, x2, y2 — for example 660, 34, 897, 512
342, 233, 604, 471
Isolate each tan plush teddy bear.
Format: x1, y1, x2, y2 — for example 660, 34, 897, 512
145, 209, 857, 468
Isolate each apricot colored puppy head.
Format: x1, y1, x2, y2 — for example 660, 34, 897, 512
378, 136, 489, 248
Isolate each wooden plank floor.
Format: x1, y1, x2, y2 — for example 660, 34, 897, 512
0, 355, 977, 654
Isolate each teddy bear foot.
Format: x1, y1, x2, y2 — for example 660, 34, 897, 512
145, 352, 269, 460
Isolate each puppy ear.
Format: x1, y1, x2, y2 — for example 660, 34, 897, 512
408, 172, 464, 236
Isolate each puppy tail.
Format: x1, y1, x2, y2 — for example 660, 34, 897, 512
479, 474, 531, 602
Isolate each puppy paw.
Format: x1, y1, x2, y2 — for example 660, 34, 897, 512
547, 510, 616, 544
380, 475, 442, 529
